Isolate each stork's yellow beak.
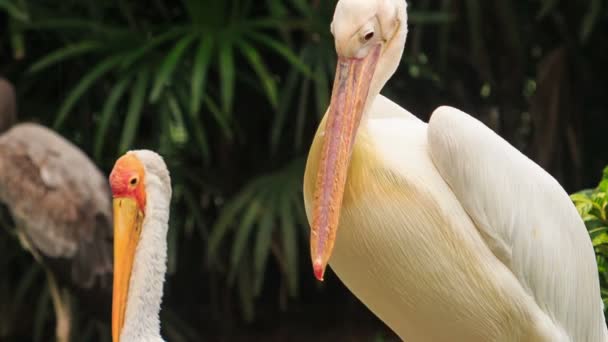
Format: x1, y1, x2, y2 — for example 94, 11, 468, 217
310, 45, 381, 281
112, 197, 143, 342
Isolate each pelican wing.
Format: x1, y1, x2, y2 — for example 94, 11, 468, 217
427, 106, 606, 340
0, 123, 112, 289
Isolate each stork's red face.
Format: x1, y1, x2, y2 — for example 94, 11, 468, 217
109, 153, 146, 212
109, 153, 146, 342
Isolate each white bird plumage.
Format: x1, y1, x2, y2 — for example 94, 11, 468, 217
110, 150, 171, 342
303, 0, 607, 341
429, 106, 605, 341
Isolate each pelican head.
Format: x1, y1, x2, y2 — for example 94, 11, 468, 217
331, 0, 407, 96
310, 0, 408, 281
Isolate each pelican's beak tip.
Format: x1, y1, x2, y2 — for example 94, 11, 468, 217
313, 259, 325, 282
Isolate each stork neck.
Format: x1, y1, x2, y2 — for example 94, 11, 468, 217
0, 78, 16, 133
121, 177, 170, 341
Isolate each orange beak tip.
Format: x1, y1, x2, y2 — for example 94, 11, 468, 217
313, 259, 326, 281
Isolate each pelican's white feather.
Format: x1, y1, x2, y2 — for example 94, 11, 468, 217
303, 0, 606, 340
428, 107, 607, 341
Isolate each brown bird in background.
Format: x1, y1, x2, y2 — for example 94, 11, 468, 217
0, 77, 112, 342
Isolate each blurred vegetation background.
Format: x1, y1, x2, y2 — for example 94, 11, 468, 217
0, 0, 607, 340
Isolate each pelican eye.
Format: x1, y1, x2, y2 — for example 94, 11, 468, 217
364, 31, 374, 41
129, 177, 138, 186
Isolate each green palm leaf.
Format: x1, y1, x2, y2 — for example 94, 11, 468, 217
237, 39, 278, 108
150, 33, 197, 102
190, 36, 214, 114
54, 54, 124, 129
119, 69, 149, 153
27, 41, 103, 74
218, 39, 235, 115
94, 76, 132, 160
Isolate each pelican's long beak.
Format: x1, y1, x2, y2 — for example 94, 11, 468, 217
112, 197, 143, 342
311, 45, 381, 281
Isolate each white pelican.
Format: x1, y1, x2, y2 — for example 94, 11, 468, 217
303, 0, 607, 340
109, 150, 171, 342
0, 77, 112, 342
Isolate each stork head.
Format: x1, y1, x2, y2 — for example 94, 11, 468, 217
109, 152, 147, 342
109, 150, 170, 341
310, 0, 408, 281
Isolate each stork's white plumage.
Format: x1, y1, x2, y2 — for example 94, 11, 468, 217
303, 0, 607, 340
109, 150, 171, 342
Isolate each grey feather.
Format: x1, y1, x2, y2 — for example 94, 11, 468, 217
0, 123, 112, 289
